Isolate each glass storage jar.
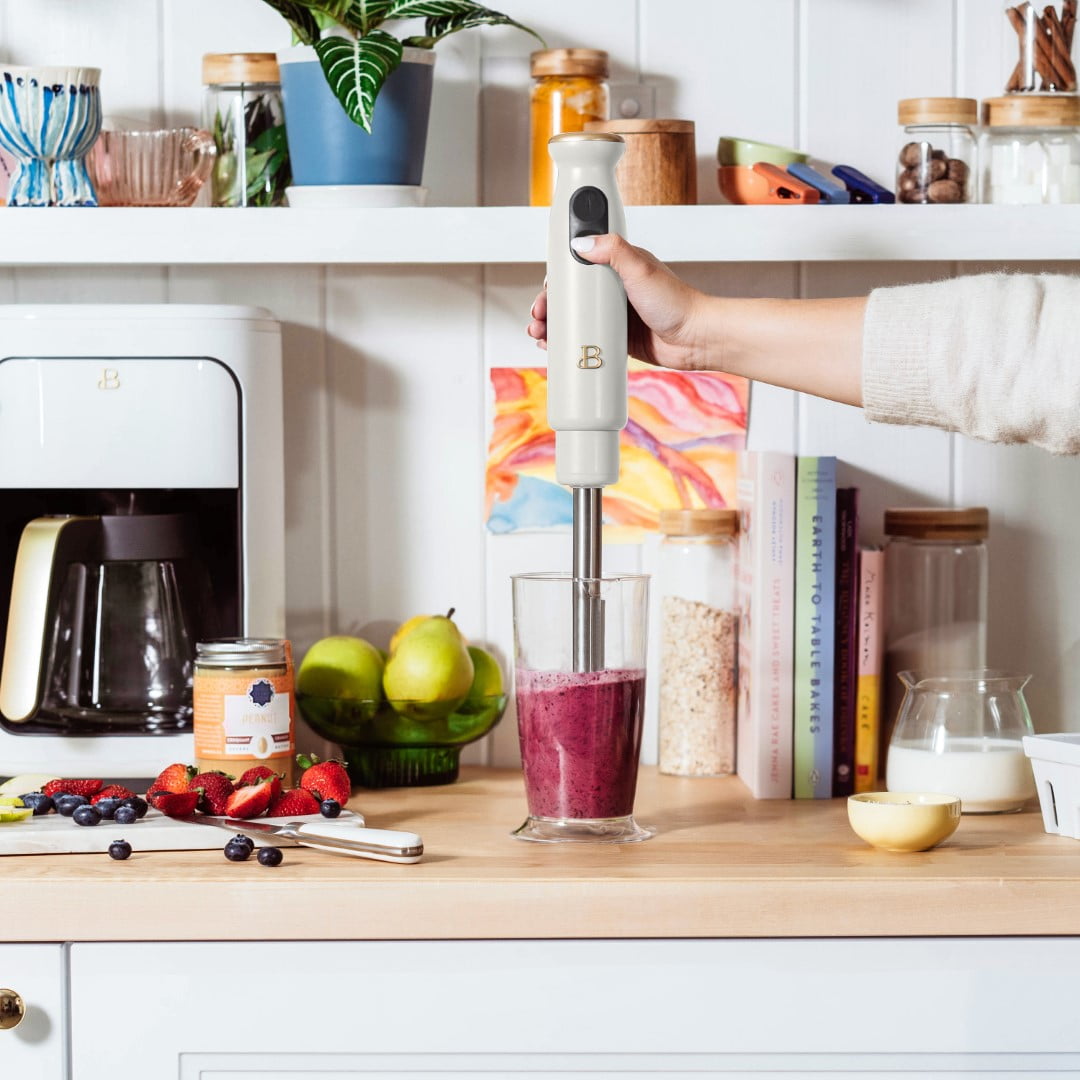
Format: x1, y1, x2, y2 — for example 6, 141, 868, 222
529, 48, 609, 206
1003, 0, 1078, 93
895, 97, 978, 204
882, 508, 989, 751
203, 52, 290, 207
982, 94, 1080, 203
656, 508, 739, 777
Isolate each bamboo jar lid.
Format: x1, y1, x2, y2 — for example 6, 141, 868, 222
884, 507, 989, 541
202, 52, 281, 85
530, 49, 609, 79
982, 94, 1080, 127
583, 118, 697, 204
659, 508, 739, 537
898, 97, 978, 126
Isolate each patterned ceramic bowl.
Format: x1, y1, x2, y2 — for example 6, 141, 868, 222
0, 66, 101, 206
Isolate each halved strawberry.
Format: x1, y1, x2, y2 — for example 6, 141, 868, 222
297, 754, 351, 806
154, 791, 199, 818
267, 787, 321, 818
147, 763, 196, 799
236, 765, 282, 801
91, 785, 135, 805
188, 772, 235, 816
42, 778, 103, 798
224, 781, 272, 820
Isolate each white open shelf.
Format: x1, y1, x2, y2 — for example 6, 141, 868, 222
3, 204, 1080, 264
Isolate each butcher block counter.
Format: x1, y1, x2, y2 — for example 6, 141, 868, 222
3, 766, 1077, 943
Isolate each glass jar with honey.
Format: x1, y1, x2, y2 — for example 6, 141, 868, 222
530, 48, 610, 206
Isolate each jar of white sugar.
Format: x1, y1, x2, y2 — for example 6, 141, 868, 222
656, 508, 739, 777
982, 94, 1080, 203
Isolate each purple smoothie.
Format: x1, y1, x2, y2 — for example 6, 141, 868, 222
515, 667, 646, 820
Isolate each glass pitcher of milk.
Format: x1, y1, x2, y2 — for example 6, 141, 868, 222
886, 670, 1036, 813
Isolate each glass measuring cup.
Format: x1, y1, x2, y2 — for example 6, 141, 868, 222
886, 669, 1036, 813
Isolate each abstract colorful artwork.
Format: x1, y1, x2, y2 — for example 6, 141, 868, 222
485, 365, 749, 534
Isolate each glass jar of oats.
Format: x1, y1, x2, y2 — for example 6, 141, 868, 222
656, 508, 740, 777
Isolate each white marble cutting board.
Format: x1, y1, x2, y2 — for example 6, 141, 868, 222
0, 807, 363, 855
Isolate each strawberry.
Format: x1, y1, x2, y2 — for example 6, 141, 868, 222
224, 781, 272, 820
42, 778, 102, 798
236, 765, 282, 801
296, 754, 351, 806
267, 787, 321, 818
91, 785, 135, 805
188, 772, 235, 816
154, 791, 199, 818
147, 763, 196, 799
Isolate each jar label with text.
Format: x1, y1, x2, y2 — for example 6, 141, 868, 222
194, 672, 294, 761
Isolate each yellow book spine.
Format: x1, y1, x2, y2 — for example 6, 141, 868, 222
854, 674, 880, 793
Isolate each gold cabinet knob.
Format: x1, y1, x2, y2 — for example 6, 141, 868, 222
0, 988, 24, 1030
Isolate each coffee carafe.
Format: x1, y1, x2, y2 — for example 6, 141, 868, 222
0, 513, 215, 735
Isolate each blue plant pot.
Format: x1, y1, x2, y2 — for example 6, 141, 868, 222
0, 65, 102, 206
277, 45, 434, 187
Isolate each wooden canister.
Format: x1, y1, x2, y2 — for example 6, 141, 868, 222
584, 118, 696, 204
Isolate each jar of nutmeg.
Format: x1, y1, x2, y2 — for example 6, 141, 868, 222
896, 97, 978, 204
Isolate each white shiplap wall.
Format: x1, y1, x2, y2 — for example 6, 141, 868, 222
1, 0, 1077, 765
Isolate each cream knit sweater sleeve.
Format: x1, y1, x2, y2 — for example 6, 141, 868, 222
862, 273, 1080, 455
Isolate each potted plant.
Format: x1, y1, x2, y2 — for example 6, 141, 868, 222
264, 1, 543, 194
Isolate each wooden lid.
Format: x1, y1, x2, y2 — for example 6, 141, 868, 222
202, 52, 281, 85
530, 48, 609, 78
898, 97, 978, 125
659, 508, 738, 537
884, 507, 989, 541
982, 94, 1080, 127
585, 119, 695, 135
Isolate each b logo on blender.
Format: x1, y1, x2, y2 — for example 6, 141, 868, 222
578, 344, 603, 369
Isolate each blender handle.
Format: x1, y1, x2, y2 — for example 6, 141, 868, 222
0, 517, 100, 722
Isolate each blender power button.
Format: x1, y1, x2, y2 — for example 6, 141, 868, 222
568, 185, 609, 264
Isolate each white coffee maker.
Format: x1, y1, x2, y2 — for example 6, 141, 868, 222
0, 305, 285, 778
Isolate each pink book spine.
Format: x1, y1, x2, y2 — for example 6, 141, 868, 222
854, 548, 885, 794
736, 452, 795, 799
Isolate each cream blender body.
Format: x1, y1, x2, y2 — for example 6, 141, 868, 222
512, 132, 653, 843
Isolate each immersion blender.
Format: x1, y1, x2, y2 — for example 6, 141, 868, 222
545, 132, 628, 673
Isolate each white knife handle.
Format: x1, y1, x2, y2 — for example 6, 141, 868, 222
296, 822, 423, 863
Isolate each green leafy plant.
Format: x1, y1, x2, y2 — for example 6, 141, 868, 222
262, 1, 544, 133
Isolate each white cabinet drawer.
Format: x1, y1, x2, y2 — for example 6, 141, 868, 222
0, 943, 66, 1078
69, 939, 1080, 1079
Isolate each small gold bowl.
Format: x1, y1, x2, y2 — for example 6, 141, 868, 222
847, 792, 962, 853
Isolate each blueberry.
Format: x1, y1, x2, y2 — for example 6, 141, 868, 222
113, 805, 137, 826
231, 833, 255, 852
319, 799, 341, 818
108, 839, 132, 861
94, 797, 121, 820
121, 796, 149, 819
257, 846, 283, 867
57, 795, 88, 817
223, 839, 251, 862
19, 792, 53, 815
73, 804, 101, 826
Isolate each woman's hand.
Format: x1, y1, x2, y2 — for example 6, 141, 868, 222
526, 234, 719, 371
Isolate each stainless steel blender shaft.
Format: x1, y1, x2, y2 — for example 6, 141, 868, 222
572, 486, 604, 672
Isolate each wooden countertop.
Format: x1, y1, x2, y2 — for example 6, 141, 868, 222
5, 767, 1079, 942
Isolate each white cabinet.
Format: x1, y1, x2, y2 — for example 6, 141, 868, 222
69, 939, 1080, 1078
0, 944, 66, 1078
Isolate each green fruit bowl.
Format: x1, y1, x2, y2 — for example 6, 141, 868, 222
296, 693, 507, 788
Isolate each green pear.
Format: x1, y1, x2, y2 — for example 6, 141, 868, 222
465, 646, 504, 702
296, 635, 385, 702
383, 614, 475, 721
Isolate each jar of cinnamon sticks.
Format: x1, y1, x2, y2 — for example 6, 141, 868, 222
1004, 1, 1078, 92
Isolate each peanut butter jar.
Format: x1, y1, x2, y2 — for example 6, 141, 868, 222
194, 638, 295, 786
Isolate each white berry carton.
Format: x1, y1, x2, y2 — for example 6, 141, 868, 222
1023, 733, 1080, 838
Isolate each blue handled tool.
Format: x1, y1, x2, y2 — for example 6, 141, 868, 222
786, 163, 850, 204
832, 165, 896, 204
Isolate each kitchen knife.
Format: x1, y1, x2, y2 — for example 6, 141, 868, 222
194, 817, 424, 863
